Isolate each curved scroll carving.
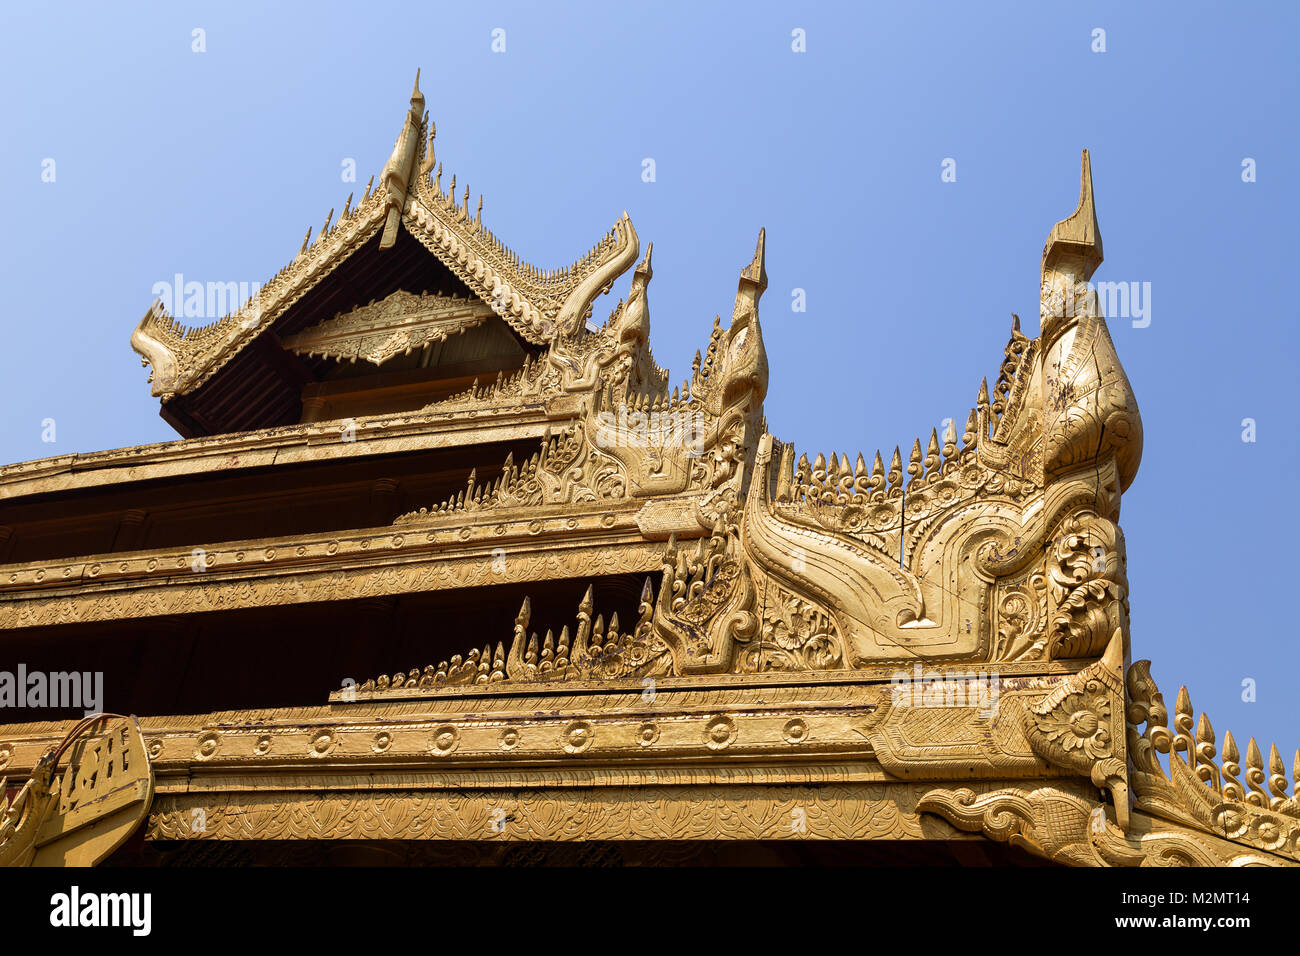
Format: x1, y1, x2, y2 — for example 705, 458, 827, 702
1023, 628, 1130, 827
921, 653, 1300, 866
1043, 512, 1129, 660
652, 504, 757, 673
743, 433, 1111, 666
917, 784, 1287, 867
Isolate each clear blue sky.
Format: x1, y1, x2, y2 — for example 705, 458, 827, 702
2, 2, 1297, 756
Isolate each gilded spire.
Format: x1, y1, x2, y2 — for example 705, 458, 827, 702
1042, 149, 1103, 281
731, 227, 768, 328
1036, 148, 1142, 491
410, 68, 425, 117
420, 118, 437, 181
739, 227, 767, 294
635, 241, 653, 282
380, 69, 428, 249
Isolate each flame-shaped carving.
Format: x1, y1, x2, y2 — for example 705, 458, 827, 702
652, 508, 756, 673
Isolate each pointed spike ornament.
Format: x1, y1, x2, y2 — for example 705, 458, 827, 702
1221, 730, 1244, 801
962, 409, 978, 449
1268, 743, 1288, 807
907, 438, 924, 484
422, 120, 437, 180
1194, 712, 1218, 787
887, 447, 903, 491
1245, 737, 1267, 807
541, 629, 555, 668
924, 429, 941, 475
977, 378, 992, 437
853, 452, 869, 497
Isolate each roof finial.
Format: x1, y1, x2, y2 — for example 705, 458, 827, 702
420, 120, 437, 181
380, 71, 427, 249
410, 68, 425, 115
1040, 149, 1104, 341
739, 227, 767, 293
1042, 149, 1102, 277
634, 241, 653, 281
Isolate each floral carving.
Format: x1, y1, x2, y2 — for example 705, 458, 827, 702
753, 586, 844, 672
653, 505, 757, 674
1034, 691, 1111, 760
1024, 628, 1129, 825
1043, 513, 1128, 660
280, 291, 492, 365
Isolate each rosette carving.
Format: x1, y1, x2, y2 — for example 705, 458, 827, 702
1023, 628, 1129, 827
749, 586, 844, 672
